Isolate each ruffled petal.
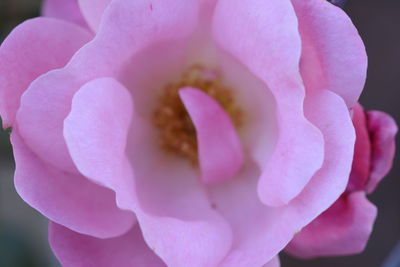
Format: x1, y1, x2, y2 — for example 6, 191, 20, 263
365, 111, 398, 193
290, 90, 355, 230
291, 0, 367, 107
213, 0, 324, 206
179, 87, 243, 184
279, 90, 355, 258
42, 0, 88, 28
64, 77, 133, 197
78, 0, 111, 32
286, 192, 377, 258
49, 222, 165, 267
209, 90, 354, 266
0, 17, 91, 128
347, 104, 371, 192
16, 0, 199, 174
11, 131, 135, 238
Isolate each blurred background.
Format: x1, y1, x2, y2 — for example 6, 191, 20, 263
0, 0, 399, 266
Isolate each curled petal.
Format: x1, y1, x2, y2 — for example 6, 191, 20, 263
64, 77, 133, 196
290, 90, 355, 229
179, 87, 243, 184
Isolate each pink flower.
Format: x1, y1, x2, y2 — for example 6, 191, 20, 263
286, 104, 397, 258
0, 0, 394, 266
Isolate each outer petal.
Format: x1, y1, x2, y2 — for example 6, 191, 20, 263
286, 192, 377, 258
347, 104, 371, 192
291, 90, 355, 228
0, 18, 91, 128
64, 77, 133, 194
210, 90, 354, 266
365, 111, 398, 193
16, 0, 198, 174
11, 131, 135, 238
179, 87, 243, 184
64, 77, 137, 212
291, 0, 367, 107
49, 222, 165, 267
42, 0, 88, 28
78, 0, 111, 32
213, 0, 324, 206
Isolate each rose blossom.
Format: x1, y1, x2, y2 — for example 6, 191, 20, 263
0, 0, 395, 266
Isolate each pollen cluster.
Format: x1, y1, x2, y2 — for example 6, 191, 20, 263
153, 64, 242, 164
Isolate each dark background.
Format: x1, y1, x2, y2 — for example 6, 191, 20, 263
0, 0, 399, 266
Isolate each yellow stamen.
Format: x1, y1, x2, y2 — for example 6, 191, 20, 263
153, 64, 242, 164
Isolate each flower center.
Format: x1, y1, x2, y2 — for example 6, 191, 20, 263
153, 64, 242, 164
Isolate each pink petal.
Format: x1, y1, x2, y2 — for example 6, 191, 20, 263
347, 104, 371, 192
64, 77, 133, 197
365, 111, 398, 193
42, 0, 88, 29
286, 192, 377, 258
67, 108, 233, 266
0, 17, 91, 128
179, 87, 243, 184
49, 222, 165, 267
63, 80, 232, 265
78, 0, 111, 32
16, 0, 198, 174
291, 90, 355, 230
137, 212, 232, 266
208, 163, 280, 266
209, 90, 354, 265
291, 0, 367, 107
126, 119, 233, 266
11, 130, 135, 238
213, 0, 324, 206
